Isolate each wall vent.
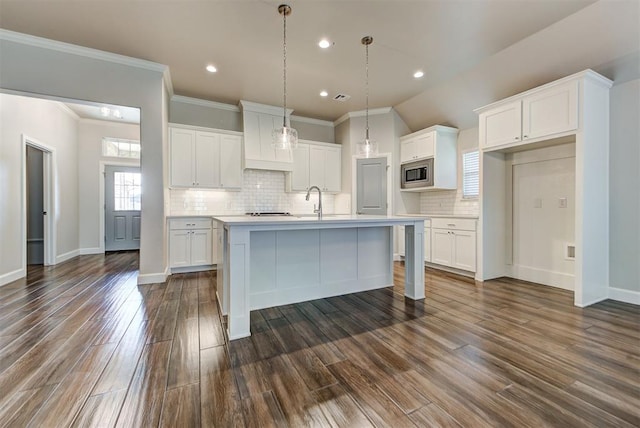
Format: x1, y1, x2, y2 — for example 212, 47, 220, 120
565, 243, 576, 260
333, 93, 351, 102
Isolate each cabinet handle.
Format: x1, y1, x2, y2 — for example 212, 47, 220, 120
515, 137, 519, 140
447, 223, 456, 226
523, 135, 528, 138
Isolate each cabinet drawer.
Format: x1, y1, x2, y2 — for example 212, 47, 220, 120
431, 218, 476, 231
169, 218, 212, 230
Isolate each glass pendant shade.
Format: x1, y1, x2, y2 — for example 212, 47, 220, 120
272, 125, 298, 150
356, 138, 378, 158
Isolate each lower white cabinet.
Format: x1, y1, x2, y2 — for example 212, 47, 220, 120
169, 218, 215, 269
430, 218, 476, 272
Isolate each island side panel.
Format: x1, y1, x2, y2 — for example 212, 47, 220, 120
227, 226, 252, 340
405, 221, 426, 300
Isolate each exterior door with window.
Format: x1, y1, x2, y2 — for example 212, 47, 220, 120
105, 165, 141, 251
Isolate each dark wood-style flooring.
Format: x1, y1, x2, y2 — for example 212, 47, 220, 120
0, 251, 638, 427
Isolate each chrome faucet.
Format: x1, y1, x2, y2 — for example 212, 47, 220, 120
305, 186, 323, 220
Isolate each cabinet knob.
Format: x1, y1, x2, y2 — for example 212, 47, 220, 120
515, 137, 519, 140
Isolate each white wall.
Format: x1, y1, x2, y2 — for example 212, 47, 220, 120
1, 33, 168, 283
609, 79, 640, 295
420, 127, 480, 216
0, 93, 79, 283
77, 120, 140, 252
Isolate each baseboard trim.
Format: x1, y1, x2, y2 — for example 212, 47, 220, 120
575, 295, 609, 308
608, 287, 640, 305
508, 264, 574, 291
137, 268, 169, 285
424, 262, 475, 279
0, 268, 26, 287
56, 249, 80, 264
170, 265, 215, 274
79, 247, 103, 255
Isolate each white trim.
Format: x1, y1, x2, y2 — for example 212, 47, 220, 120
334, 107, 393, 126
170, 265, 215, 274
56, 102, 80, 120
171, 95, 239, 112
290, 115, 334, 127
22, 135, 56, 268
239, 100, 293, 116
137, 269, 169, 285
168, 123, 243, 136
78, 117, 140, 126
79, 247, 103, 255
56, 249, 80, 264
0, 29, 168, 75
163, 69, 174, 98
0, 268, 26, 287
507, 264, 574, 291
575, 295, 609, 308
424, 262, 476, 278
608, 287, 640, 305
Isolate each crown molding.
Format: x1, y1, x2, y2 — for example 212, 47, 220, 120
333, 107, 393, 126
0, 29, 168, 75
290, 115, 334, 127
171, 95, 239, 112
55, 102, 80, 120
239, 100, 293, 116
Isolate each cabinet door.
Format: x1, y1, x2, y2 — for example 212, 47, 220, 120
309, 145, 325, 189
169, 230, 191, 268
190, 229, 212, 266
522, 81, 578, 141
452, 230, 476, 272
195, 132, 220, 188
414, 133, 435, 159
258, 114, 277, 162
290, 143, 310, 191
479, 101, 522, 149
397, 225, 405, 257
400, 139, 415, 163
170, 128, 195, 187
220, 135, 243, 189
323, 146, 342, 192
243, 111, 262, 160
431, 229, 453, 266
424, 227, 431, 262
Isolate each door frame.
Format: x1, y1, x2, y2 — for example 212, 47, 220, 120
99, 160, 140, 253
21, 135, 56, 267
351, 153, 392, 215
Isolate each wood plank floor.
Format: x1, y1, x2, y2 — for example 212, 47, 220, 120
0, 252, 638, 427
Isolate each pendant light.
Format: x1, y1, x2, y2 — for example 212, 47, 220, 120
272, 4, 298, 150
356, 36, 378, 158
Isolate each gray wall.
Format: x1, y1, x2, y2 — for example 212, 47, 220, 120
0, 37, 167, 280
609, 78, 640, 293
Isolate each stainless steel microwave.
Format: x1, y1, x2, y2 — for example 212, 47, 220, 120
401, 158, 434, 189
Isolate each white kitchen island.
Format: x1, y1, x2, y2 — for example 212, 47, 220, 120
213, 215, 425, 340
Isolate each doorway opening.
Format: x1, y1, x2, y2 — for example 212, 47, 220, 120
23, 136, 55, 267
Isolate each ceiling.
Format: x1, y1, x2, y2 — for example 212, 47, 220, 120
0, 0, 638, 131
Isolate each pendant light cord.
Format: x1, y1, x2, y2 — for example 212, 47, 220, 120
282, 9, 287, 128
365, 40, 369, 141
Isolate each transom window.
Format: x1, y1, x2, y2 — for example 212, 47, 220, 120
114, 172, 141, 211
102, 138, 140, 159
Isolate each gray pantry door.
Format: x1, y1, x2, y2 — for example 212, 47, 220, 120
356, 157, 387, 215
105, 165, 141, 251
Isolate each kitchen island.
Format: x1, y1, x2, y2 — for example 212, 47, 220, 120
213, 215, 425, 340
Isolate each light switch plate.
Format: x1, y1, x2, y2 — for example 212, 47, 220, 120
533, 198, 543, 208
559, 197, 567, 208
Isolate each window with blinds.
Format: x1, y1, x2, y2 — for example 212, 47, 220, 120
463, 150, 479, 198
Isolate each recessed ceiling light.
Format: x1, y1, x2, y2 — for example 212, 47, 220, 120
318, 39, 331, 49
206, 64, 217, 73
320, 90, 328, 97
413, 70, 424, 79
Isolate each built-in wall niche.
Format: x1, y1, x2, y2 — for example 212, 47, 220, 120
504, 142, 577, 291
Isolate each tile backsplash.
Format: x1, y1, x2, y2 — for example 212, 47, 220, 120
420, 189, 479, 216
169, 169, 336, 215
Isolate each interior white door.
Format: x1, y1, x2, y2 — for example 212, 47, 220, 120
356, 157, 387, 215
105, 165, 141, 251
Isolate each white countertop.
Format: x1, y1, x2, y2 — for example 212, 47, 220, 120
212, 214, 426, 226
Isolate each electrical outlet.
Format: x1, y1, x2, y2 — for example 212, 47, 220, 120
558, 197, 567, 208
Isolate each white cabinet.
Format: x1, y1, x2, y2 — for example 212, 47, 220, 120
430, 218, 476, 272
424, 225, 431, 262
400, 132, 434, 163
169, 218, 214, 269
478, 81, 578, 150
287, 141, 341, 193
240, 101, 293, 171
169, 127, 242, 189
400, 125, 459, 191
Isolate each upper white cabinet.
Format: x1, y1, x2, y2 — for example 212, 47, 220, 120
287, 140, 341, 193
400, 132, 434, 163
478, 80, 579, 150
169, 126, 243, 189
399, 125, 459, 191
240, 101, 293, 171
